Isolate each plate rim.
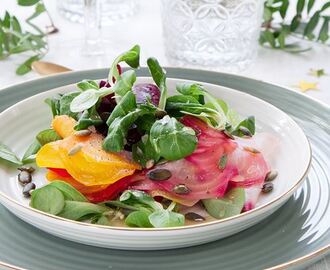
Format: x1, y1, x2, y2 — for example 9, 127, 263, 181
0, 68, 328, 270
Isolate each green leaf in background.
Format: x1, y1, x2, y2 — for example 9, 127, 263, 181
26, 2, 46, 21
48, 181, 87, 202
318, 17, 330, 43
58, 201, 109, 221
36, 129, 61, 146
296, 0, 306, 14
280, 0, 289, 19
30, 185, 65, 215
321, 2, 330, 12
202, 188, 245, 219
147, 57, 167, 110
17, 0, 40, 6
150, 115, 197, 160
304, 11, 320, 39
125, 210, 153, 228
307, 0, 315, 14
0, 142, 22, 165
16, 54, 40, 75
290, 14, 302, 32
22, 139, 41, 163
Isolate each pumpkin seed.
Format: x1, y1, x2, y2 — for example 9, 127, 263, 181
223, 130, 235, 140
22, 182, 36, 197
68, 144, 83, 156
74, 129, 92, 137
218, 154, 228, 170
185, 212, 205, 222
173, 184, 191, 195
243, 146, 260, 154
265, 170, 278, 182
262, 182, 273, 193
239, 126, 252, 137
155, 110, 167, 119
17, 166, 35, 173
18, 171, 32, 186
147, 169, 172, 181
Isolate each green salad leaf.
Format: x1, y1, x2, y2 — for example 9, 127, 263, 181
30, 185, 65, 215
45, 96, 61, 117
132, 135, 160, 168
0, 142, 22, 165
108, 190, 185, 228
48, 181, 87, 202
147, 57, 167, 111
231, 116, 256, 137
108, 44, 140, 82
74, 107, 103, 131
36, 129, 61, 146
111, 70, 137, 97
58, 92, 80, 119
150, 116, 197, 160
59, 201, 109, 221
77, 80, 99, 91
22, 139, 41, 163
202, 188, 245, 219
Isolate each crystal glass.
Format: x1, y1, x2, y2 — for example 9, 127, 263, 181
161, 0, 264, 72
57, 0, 138, 25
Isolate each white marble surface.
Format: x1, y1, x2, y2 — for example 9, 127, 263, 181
0, 0, 329, 269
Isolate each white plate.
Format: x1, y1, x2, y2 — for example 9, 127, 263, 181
0, 77, 311, 250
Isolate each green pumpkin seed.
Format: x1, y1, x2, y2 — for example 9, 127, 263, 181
265, 170, 278, 182
68, 144, 83, 156
173, 184, 191, 195
74, 129, 92, 137
185, 212, 205, 222
147, 169, 172, 181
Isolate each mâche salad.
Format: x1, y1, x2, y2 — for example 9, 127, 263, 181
3, 45, 278, 228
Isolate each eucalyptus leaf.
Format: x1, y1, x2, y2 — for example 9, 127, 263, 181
150, 116, 197, 160
30, 185, 65, 215
16, 54, 40, 75
0, 142, 22, 165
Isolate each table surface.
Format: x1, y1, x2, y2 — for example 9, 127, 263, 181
0, 0, 329, 269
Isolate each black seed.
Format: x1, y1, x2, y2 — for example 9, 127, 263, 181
147, 169, 172, 181
265, 170, 278, 182
173, 184, 191, 195
262, 182, 273, 193
155, 110, 167, 119
223, 130, 235, 140
239, 126, 252, 137
23, 183, 36, 197
18, 171, 32, 186
185, 212, 205, 222
17, 166, 35, 174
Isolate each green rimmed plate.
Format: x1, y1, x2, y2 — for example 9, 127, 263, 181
0, 68, 329, 269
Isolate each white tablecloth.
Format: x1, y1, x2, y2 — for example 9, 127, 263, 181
0, 0, 329, 269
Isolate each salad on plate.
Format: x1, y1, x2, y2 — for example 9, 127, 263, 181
2, 45, 278, 228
